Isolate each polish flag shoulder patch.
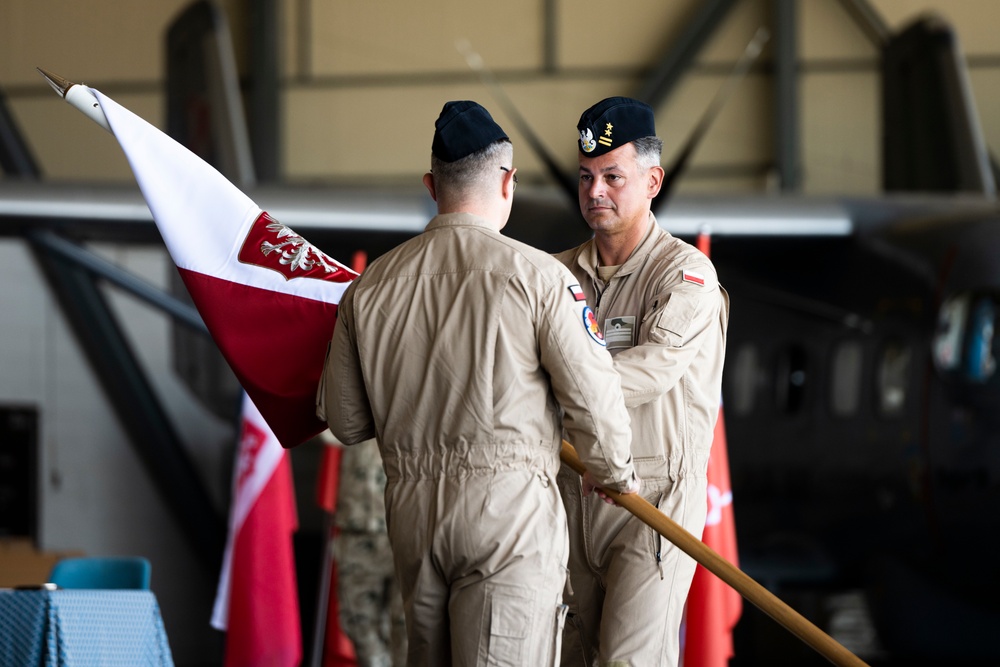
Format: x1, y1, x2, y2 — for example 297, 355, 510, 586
682, 270, 706, 286
568, 284, 586, 302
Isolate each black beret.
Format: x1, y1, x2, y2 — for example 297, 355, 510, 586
431, 101, 509, 162
577, 97, 656, 157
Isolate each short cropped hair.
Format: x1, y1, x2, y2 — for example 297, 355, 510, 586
431, 139, 513, 195
632, 136, 663, 172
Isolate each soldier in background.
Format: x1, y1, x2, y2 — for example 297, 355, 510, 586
332, 437, 406, 667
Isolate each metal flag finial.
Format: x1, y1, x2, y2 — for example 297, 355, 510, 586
36, 68, 111, 133
36, 67, 75, 98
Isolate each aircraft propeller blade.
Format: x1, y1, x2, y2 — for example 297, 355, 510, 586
456, 39, 578, 207
656, 26, 770, 208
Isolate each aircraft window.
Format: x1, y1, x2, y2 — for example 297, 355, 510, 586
730, 344, 760, 416
775, 344, 807, 414
932, 292, 999, 385
877, 340, 910, 416
830, 340, 863, 417
932, 293, 969, 373
964, 297, 996, 383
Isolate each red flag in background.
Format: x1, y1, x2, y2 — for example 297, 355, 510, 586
213, 394, 302, 667
683, 407, 741, 667
90, 88, 356, 448
684, 227, 742, 666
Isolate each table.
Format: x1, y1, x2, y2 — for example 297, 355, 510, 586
0, 589, 174, 666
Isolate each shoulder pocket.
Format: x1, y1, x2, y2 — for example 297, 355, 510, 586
650, 293, 698, 346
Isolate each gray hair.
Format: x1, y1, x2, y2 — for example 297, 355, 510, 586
632, 136, 663, 171
430, 140, 513, 195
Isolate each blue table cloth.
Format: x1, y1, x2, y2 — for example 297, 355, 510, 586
0, 589, 174, 666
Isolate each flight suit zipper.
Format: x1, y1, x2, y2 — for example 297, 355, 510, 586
592, 275, 605, 313
593, 274, 620, 322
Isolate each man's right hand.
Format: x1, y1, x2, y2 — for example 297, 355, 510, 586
582, 471, 641, 505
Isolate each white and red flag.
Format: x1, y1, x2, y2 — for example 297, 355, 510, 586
683, 406, 742, 666
70, 83, 354, 664
684, 229, 742, 666
212, 393, 301, 666
91, 88, 356, 448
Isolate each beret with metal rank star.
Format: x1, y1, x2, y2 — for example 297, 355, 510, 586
577, 96, 656, 157
431, 100, 510, 162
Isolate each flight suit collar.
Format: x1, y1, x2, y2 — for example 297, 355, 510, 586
425, 212, 496, 233
573, 211, 662, 281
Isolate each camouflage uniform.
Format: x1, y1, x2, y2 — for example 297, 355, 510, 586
333, 437, 406, 667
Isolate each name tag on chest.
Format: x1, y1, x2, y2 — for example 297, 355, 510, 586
603, 315, 636, 350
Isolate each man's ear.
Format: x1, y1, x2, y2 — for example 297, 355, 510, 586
647, 165, 664, 199
423, 172, 437, 201
502, 168, 516, 200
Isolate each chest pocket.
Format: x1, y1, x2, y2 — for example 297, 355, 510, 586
643, 292, 699, 347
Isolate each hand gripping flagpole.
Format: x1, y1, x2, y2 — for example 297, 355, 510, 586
559, 441, 870, 667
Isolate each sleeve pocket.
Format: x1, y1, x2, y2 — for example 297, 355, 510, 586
652, 293, 698, 346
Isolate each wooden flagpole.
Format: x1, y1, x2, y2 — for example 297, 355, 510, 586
559, 441, 870, 667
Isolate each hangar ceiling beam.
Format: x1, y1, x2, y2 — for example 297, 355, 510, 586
773, 0, 800, 191
29, 230, 208, 334
633, 0, 741, 110
0, 89, 41, 179
835, 0, 891, 47
248, 0, 280, 182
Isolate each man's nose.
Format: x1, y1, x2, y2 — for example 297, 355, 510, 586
585, 178, 604, 199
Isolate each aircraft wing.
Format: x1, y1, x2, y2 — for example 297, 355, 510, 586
657, 195, 853, 237
0, 179, 434, 256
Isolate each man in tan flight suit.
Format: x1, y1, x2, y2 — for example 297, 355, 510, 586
319, 100, 639, 667
555, 97, 730, 667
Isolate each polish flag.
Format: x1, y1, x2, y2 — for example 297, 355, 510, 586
212, 394, 301, 667
92, 88, 356, 448
683, 406, 742, 666
683, 229, 742, 667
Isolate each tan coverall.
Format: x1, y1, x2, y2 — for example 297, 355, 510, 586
554, 214, 729, 667
319, 212, 637, 667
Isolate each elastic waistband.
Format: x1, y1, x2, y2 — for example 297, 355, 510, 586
381, 442, 559, 480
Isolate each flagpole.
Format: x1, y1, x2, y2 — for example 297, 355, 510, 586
559, 441, 870, 667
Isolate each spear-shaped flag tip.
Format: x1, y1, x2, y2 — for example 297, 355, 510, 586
36, 67, 74, 98
36, 68, 111, 133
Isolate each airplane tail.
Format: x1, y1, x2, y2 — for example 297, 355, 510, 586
882, 13, 996, 195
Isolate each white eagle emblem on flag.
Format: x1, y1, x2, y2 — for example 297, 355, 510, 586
238, 212, 354, 282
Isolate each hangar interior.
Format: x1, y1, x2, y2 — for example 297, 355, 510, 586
2, 1, 1000, 665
